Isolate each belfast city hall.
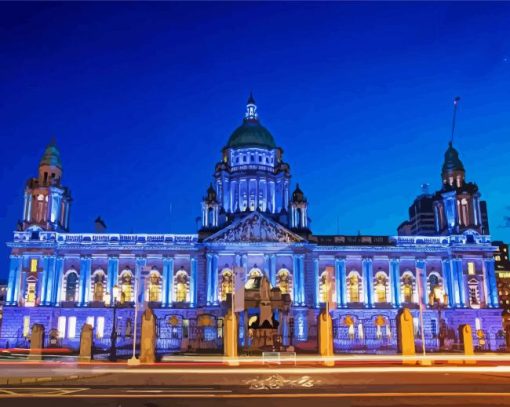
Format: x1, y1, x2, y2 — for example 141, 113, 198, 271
0, 95, 503, 356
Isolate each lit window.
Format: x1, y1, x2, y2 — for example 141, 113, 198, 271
475, 318, 481, 331
58, 316, 66, 338
23, 316, 30, 337
68, 317, 77, 339
357, 322, 364, 340
86, 316, 94, 328
96, 317, 105, 338
30, 259, 38, 272
468, 262, 475, 275
413, 317, 420, 337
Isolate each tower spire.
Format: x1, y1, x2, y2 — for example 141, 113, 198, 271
450, 96, 461, 144
245, 92, 258, 121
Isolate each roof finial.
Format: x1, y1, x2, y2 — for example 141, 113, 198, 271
245, 92, 258, 121
450, 96, 461, 145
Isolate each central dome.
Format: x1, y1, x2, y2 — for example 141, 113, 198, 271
226, 94, 276, 149
227, 121, 276, 149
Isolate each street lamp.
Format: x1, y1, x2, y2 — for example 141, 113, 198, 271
429, 286, 448, 350
108, 284, 120, 362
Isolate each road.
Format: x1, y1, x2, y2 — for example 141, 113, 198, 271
1, 363, 510, 406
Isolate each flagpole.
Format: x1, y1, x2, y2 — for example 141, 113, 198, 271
232, 270, 235, 359
128, 276, 140, 365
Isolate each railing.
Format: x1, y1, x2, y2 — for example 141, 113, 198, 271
13, 231, 199, 245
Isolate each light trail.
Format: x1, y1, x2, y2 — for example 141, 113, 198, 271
30, 364, 510, 375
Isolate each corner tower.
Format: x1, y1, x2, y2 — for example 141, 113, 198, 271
21, 139, 72, 232
433, 141, 488, 235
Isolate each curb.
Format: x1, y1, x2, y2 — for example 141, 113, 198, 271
0, 373, 106, 386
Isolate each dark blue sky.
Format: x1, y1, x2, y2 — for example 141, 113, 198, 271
1, 2, 509, 279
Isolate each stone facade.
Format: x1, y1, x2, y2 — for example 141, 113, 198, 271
0, 96, 504, 356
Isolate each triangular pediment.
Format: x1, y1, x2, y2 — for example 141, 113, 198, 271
204, 211, 304, 243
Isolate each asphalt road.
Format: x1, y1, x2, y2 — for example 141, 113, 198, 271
2, 368, 510, 406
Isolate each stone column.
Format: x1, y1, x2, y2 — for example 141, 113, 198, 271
140, 308, 156, 364
135, 256, 147, 303
52, 256, 64, 304
299, 255, 305, 306
397, 308, 415, 364
190, 257, 197, 307
6, 255, 21, 305
270, 254, 277, 288
363, 258, 374, 308
212, 254, 219, 305
107, 256, 119, 296
29, 324, 45, 361
38, 256, 49, 305
335, 257, 346, 308
390, 258, 400, 307
416, 259, 428, 307
224, 309, 238, 365
79, 256, 91, 306
441, 258, 455, 308
206, 254, 213, 305
484, 258, 499, 308
79, 323, 93, 362
162, 256, 173, 307
459, 324, 474, 362
313, 258, 320, 308
292, 254, 299, 304
454, 258, 466, 307
318, 311, 334, 367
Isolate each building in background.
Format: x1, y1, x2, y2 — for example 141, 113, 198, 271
0, 96, 503, 355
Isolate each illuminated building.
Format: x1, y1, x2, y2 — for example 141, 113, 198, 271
0, 96, 502, 354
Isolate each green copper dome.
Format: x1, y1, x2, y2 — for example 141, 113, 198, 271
226, 94, 276, 149
39, 139, 62, 169
442, 141, 464, 173
227, 121, 276, 149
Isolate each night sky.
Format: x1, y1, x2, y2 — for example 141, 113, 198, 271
1, 2, 509, 280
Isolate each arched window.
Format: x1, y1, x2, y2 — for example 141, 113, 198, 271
468, 278, 480, 308
428, 273, 441, 298
25, 274, 37, 307
119, 269, 134, 303
63, 269, 79, 302
319, 270, 331, 303
374, 272, 389, 303
91, 269, 106, 302
347, 271, 362, 303
276, 268, 292, 297
219, 268, 233, 302
245, 267, 262, 289
174, 269, 190, 303
401, 272, 415, 303
148, 269, 162, 302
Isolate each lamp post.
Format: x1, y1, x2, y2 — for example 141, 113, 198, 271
429, 286, 448, 351
108, 285, 120, 362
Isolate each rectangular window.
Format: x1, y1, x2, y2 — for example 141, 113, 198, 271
96, 317, 105, 339
23, 316, 30, 337
183, 319, 189, 339
30, 259, 38, 272
413, 317, 420, 337
468, 262, 476, 275
475, 317, 481, 331
58, 316, 66, 338
25, 282, 37, 307
86, 316, 94, 328
431, 319, 437, 336
68, 317, 77, 339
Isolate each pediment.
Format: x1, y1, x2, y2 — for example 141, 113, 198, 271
204, 211, 304, 243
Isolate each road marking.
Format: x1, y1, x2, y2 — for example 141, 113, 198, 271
125, 389, 232, 393
2, 391, 510, 398
0, 387, 88, 396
